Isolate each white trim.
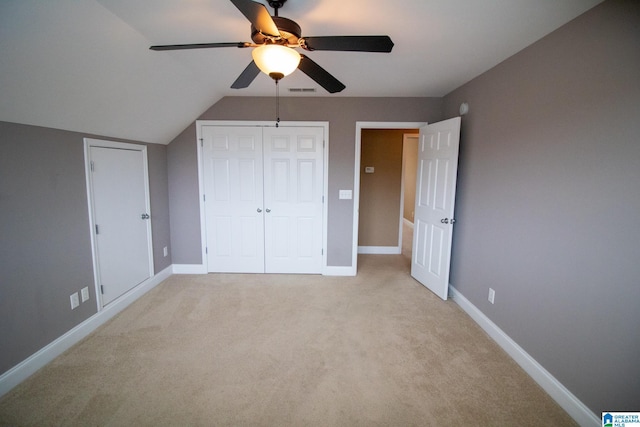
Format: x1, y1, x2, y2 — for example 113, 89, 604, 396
196, 120, 330, 275
83, 138, 155, 309
403, 218, 414, 229
195, 125, 208, 274
353, 122, 426, 274
449, 286, 600, 427
322, 265, 356, 276
401, 133, 419, 242
358, 246, 401, 254
0, 266, 172, 398
172, 264, 207, 274
321, 125, 330, 274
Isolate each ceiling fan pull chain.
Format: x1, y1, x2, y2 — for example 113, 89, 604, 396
275, 79, 280, 128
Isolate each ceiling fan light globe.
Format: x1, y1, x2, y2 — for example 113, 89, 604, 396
252, 45, 301, 78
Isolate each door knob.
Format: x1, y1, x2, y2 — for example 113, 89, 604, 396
257, 208, 262, 213
440, 218, 449, 224
141, 213, 150, 219
266, 209, 271, 213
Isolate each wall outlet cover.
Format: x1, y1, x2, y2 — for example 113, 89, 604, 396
339, 190, 352, 200
70, 292, 80, 309
81, 287, 90, 302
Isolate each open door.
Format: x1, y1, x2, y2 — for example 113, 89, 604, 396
411, 117, 461, 300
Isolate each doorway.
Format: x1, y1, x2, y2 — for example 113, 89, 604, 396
354, 119, 462, 300
353, 121, 426, 272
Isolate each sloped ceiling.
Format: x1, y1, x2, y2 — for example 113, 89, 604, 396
0, 0, 602, 144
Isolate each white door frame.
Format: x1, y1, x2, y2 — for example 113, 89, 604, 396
353, 122, 426, 274
400, 133, 420, 246
195, 120, 329, 274
83, 138, 154, 310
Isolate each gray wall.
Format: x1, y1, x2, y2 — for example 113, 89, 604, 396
442, 0, 640, 414
0, 121, 171, 375
167, 97, 443, 266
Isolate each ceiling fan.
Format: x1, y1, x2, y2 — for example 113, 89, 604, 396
149, 0, 394, 93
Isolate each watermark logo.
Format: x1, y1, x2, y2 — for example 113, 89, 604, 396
603, 412, 640, 427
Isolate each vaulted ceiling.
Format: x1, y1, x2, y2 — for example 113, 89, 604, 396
0, 0, 602, 144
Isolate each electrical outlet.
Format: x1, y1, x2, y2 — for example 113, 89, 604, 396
163, 246, 168, 257
488, 288, 496, 304
81, 286, 90, 303
70, 292, 80, 310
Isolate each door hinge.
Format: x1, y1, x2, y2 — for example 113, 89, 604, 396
100, 285, 104, 294
95, 224, 99, 234
205, 247, 208, 254
321, 248, 324, 255
200, 138, 203, 147
90, 161, 95, 172
203, 194, 206, 202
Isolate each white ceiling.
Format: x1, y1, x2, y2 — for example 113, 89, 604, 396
0, 0, 602, 144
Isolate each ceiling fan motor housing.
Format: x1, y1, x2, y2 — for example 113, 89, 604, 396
251, 16, 301, 45
267, 0, 287, 10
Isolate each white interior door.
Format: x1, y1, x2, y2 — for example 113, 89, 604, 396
202, 126, 264, 273
263, 127, 324, 274
88, 143, 153, 306
411, 117, 461, 300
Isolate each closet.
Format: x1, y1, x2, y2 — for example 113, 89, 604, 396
200, 124, 324, 274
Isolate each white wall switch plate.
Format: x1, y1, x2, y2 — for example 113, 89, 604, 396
70, 292, 80, 309
81, 286, 90, 303
488, 288, 496, 304
339, 190, 352, 200
163, 246, 168, 257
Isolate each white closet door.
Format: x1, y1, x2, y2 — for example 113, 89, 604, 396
263, 127, 324, 274
202, 126, 264, 273
88, 144, 153, 306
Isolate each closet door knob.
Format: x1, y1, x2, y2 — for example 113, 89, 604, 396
257, 208, 262, 213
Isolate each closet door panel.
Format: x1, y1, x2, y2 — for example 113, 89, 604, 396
202, 126, 264, 273
263, 127, 324, 273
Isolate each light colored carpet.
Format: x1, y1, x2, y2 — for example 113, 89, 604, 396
0, 245, 576, 425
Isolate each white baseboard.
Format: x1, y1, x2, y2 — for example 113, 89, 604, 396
172, 264, 207, 274
358, 246, 401, 254
323, 265, 356, 276
449, 286, 600, 427
403, 218, 414, 229
173, 263, 355, 276
0, 265, 172, 398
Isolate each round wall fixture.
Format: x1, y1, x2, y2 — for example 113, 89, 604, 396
459, 102, 469, 115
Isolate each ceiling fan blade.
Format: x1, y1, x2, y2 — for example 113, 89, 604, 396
302, 36, 394, 52
298, 55, 345, 93
231, 61, 260, 89
230, 0, 280, 38
150, 42, 251, 51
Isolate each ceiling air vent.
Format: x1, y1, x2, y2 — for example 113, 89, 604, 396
288, 88, 317, 93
